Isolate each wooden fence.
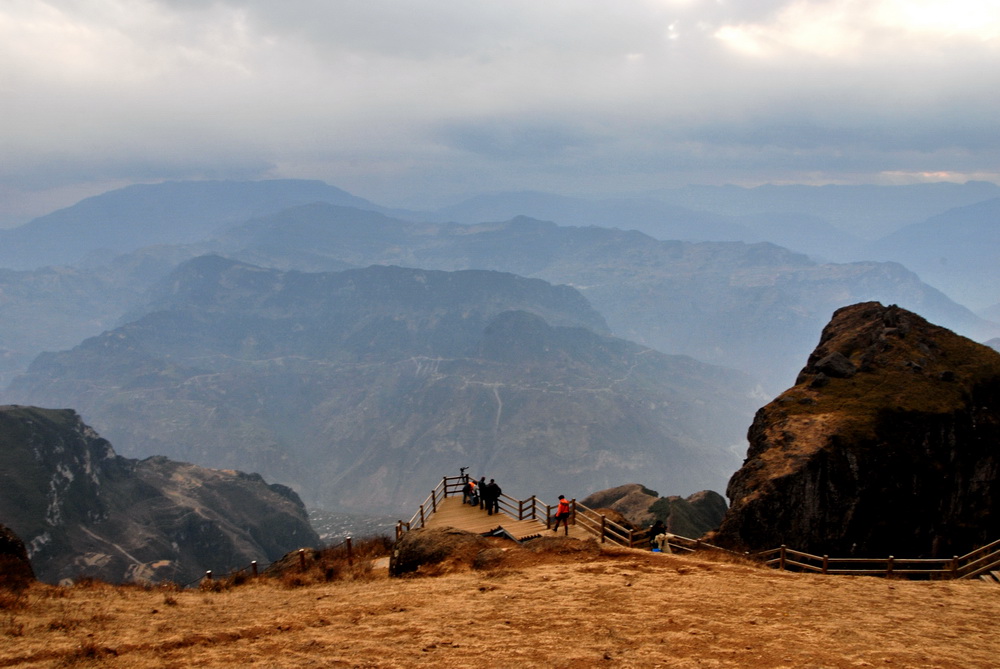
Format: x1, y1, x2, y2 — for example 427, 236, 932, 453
756, 537, 1000, 580
396, 475, 1000, 581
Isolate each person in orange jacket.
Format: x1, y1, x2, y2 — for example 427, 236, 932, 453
553, 495, 571, 534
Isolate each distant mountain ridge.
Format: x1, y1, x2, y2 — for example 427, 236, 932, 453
214, 203, 993, 389
0, 179, 398, 270
5, 258, 761, 513
866, 197, 1000, 311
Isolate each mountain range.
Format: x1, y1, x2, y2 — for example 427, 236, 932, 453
1, 178, 998, 519
6, 257, 761, 513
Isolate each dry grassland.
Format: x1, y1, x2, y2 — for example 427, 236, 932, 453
2, 541, 998, 668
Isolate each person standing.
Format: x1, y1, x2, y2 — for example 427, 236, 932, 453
487, 479, 502, 515
553, 495, 571, 534
478, 476, 487, 510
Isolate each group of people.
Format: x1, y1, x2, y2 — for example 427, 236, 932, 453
460, 474, 573, 531
462, 476, 503, 515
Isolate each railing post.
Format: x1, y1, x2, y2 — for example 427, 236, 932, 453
887, 555, 894, 577
546, 505, 552, 530
822, 555, 828, 575
951, 555, 958, 579
251, 561, 258, 577
346, 537, 353, 566
442, 476, 448, 497
420, 504, 425, 527
628, 528, 634, 548
432, 490, 437, 513
518, 499, 525, 520
205, 570, 212, 581
571, 499, 577, 525
600, 515, 607, 544
779, 545, 787, 571
530, 496, 537, 520
299, 548, 307, 572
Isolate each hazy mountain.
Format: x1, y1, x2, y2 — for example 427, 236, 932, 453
644, 181, 1000, 240
1, 178, 996, 397
865, 197, 1000, 311
429, 190, 755, 242
0, 179, 394, 270
731, 212, 865, 261
0, 405, 318, 584
5, 258, 760, 513
215, 204, 994, 390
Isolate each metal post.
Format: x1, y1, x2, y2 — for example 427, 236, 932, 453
205, 570, 212, 581
251, 561, 258, 577
346, 537, 353, 566
822, 555, 828, 575
887, 555, 894, 577
299, 548, 307, 572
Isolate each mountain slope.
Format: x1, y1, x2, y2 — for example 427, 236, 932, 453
5, 258, 760, 513
0, 405, 318, 584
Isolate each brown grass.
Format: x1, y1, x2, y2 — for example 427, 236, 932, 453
1, 541, 998, 668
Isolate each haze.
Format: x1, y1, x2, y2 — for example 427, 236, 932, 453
3, 0, 1000, 225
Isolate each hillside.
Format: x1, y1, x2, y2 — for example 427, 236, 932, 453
1, 543, 998, 668
0, 406, 318, 584
5, 258, 759, 513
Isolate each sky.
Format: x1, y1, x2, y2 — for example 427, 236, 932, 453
2, 0, 1000, 224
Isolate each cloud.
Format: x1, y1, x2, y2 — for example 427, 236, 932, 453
1, 0, 999, 218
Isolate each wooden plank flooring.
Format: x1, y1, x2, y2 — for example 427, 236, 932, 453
422, 496, 592, 541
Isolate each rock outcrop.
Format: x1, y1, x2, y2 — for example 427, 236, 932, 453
0, 406, 319, 584
714, 302, 1000, 557
581, 483, 728, 538
0, 523, 34, 588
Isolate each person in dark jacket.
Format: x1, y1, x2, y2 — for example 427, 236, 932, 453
483, 478, 502, 516
478, 476, 487, 510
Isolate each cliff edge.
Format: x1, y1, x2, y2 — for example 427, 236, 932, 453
715, 302, 1000, 557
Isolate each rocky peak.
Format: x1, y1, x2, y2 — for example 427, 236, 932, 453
715, 302, 1000, 557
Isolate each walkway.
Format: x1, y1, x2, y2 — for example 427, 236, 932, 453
423, 496, 592, 541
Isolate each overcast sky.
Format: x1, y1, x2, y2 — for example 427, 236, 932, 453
2, 0, 999, 223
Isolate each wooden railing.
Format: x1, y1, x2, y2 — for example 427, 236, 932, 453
756, 537, 1000, 580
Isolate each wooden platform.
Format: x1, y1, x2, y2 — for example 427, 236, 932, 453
423, 496, 592, 541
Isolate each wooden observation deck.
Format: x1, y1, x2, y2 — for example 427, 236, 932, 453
396, 475, 651, 548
